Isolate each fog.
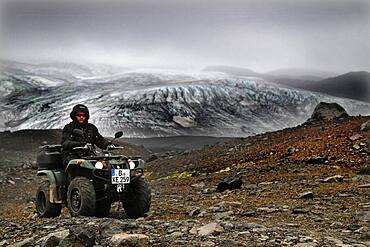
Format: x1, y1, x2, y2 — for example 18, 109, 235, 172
1, 0, 369, 73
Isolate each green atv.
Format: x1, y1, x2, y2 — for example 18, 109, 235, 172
35, 131, 151, 218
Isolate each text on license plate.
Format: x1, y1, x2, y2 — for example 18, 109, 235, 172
111, 169, 130, 184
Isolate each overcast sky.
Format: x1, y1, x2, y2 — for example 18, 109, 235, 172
0, 0, 369, 73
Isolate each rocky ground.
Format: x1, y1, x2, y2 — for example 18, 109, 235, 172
0, 116, 370, 246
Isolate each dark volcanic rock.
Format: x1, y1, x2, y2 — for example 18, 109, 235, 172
308, 102, 348, 122
147, 154, 159, 162
217, 176, 243, 192
297, 191, 314, 199
361, 120, 370, 131
40, 235, 60, 247
59, 226, 96, 247
12, 237, 35, 247
304, 156, 328, 164
358, 166, 370, 175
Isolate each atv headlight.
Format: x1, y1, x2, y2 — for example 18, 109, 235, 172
128, 159, 136, 169
95, 161, 104, 169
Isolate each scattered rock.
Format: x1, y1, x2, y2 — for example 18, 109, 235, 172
257, 207, 280, 214
283, 223, 299, 228
244, 184, 258, 190
216, 201, 242, 208
293, 243, 317, 247
235, 222, 266, 230
353, 144, 361, 150
358, 184, 370, 188
297, 191, 314, 199
147, 154, 159, 162
358, 166, 370, 175
356, 211, 370, 221
282, 147, 297, 159
349, 134, 363, 141
304, 156, 328, 164
38, 229, 69, 247
7, 179, 15, 185
258, 181, 274, 186
199, 241, 215, 247
197, 222, 224, 236
292, 208, 309, 214
188, 207, 201, 217
287, 147, 296, 155
355, 226, 370, 240
214, 211, 233, 220
59, 226, 96, 247
337, 193, 352, 197
219, 239, 241, 247
31, 161, 38, 170
207, 206, 224, 213
12, 237, 35, 247
217, 176, 243, 192
330, 222, 343, 229
40, 235, 60, 247
189, 226, 198, 235
202, 188, 217, 194
361, 120, 370, 131
325, 237, 343, 246
191, 181, 206, 189
110, 233, 149, 247
240, 210, 256, 216
100, 220, 131, 238
166, 231, 183, 238
322, 175, 344, 183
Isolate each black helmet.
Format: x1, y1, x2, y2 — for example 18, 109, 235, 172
70, 104, 90, 121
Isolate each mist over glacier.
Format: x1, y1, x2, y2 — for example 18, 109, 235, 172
1, 62, 369, 137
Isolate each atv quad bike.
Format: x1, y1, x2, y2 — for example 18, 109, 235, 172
35, 131, 151, 218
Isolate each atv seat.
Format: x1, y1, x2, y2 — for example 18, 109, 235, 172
37, 145, 63, 170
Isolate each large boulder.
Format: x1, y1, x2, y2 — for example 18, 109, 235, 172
110, 233, 149, 247
307, 102, 348, 122
10, 237, 35, 247
59, 226, 96, 247
361, 120, 370, 131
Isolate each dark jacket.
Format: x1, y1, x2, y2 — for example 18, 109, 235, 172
61, 121, 110, 157
61, 104, 110, 161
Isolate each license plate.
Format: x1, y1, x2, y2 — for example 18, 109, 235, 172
111, 169, 130, 184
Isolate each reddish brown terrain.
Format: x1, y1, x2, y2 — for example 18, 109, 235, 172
0, 116, 369, 246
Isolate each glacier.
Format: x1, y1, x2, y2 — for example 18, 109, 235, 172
1, 61, 369, 137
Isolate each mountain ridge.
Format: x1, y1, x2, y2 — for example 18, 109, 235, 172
203, 65, 369, 102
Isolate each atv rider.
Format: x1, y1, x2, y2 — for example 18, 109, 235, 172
61, 104, 111, 167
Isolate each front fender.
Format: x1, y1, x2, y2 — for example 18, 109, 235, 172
37, 170, 65, 203
65, 159, 95, 182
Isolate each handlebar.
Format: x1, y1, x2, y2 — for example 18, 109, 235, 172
73, 143, 94, 151
107, 145, 124, 151
72, 143, 123, 152
73, 146, 89, 150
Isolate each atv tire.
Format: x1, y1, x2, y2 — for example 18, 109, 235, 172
95, 199, 111, 218
36, 180, 62, 217
67, 177, 96, 216
122, 177, 151, 219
